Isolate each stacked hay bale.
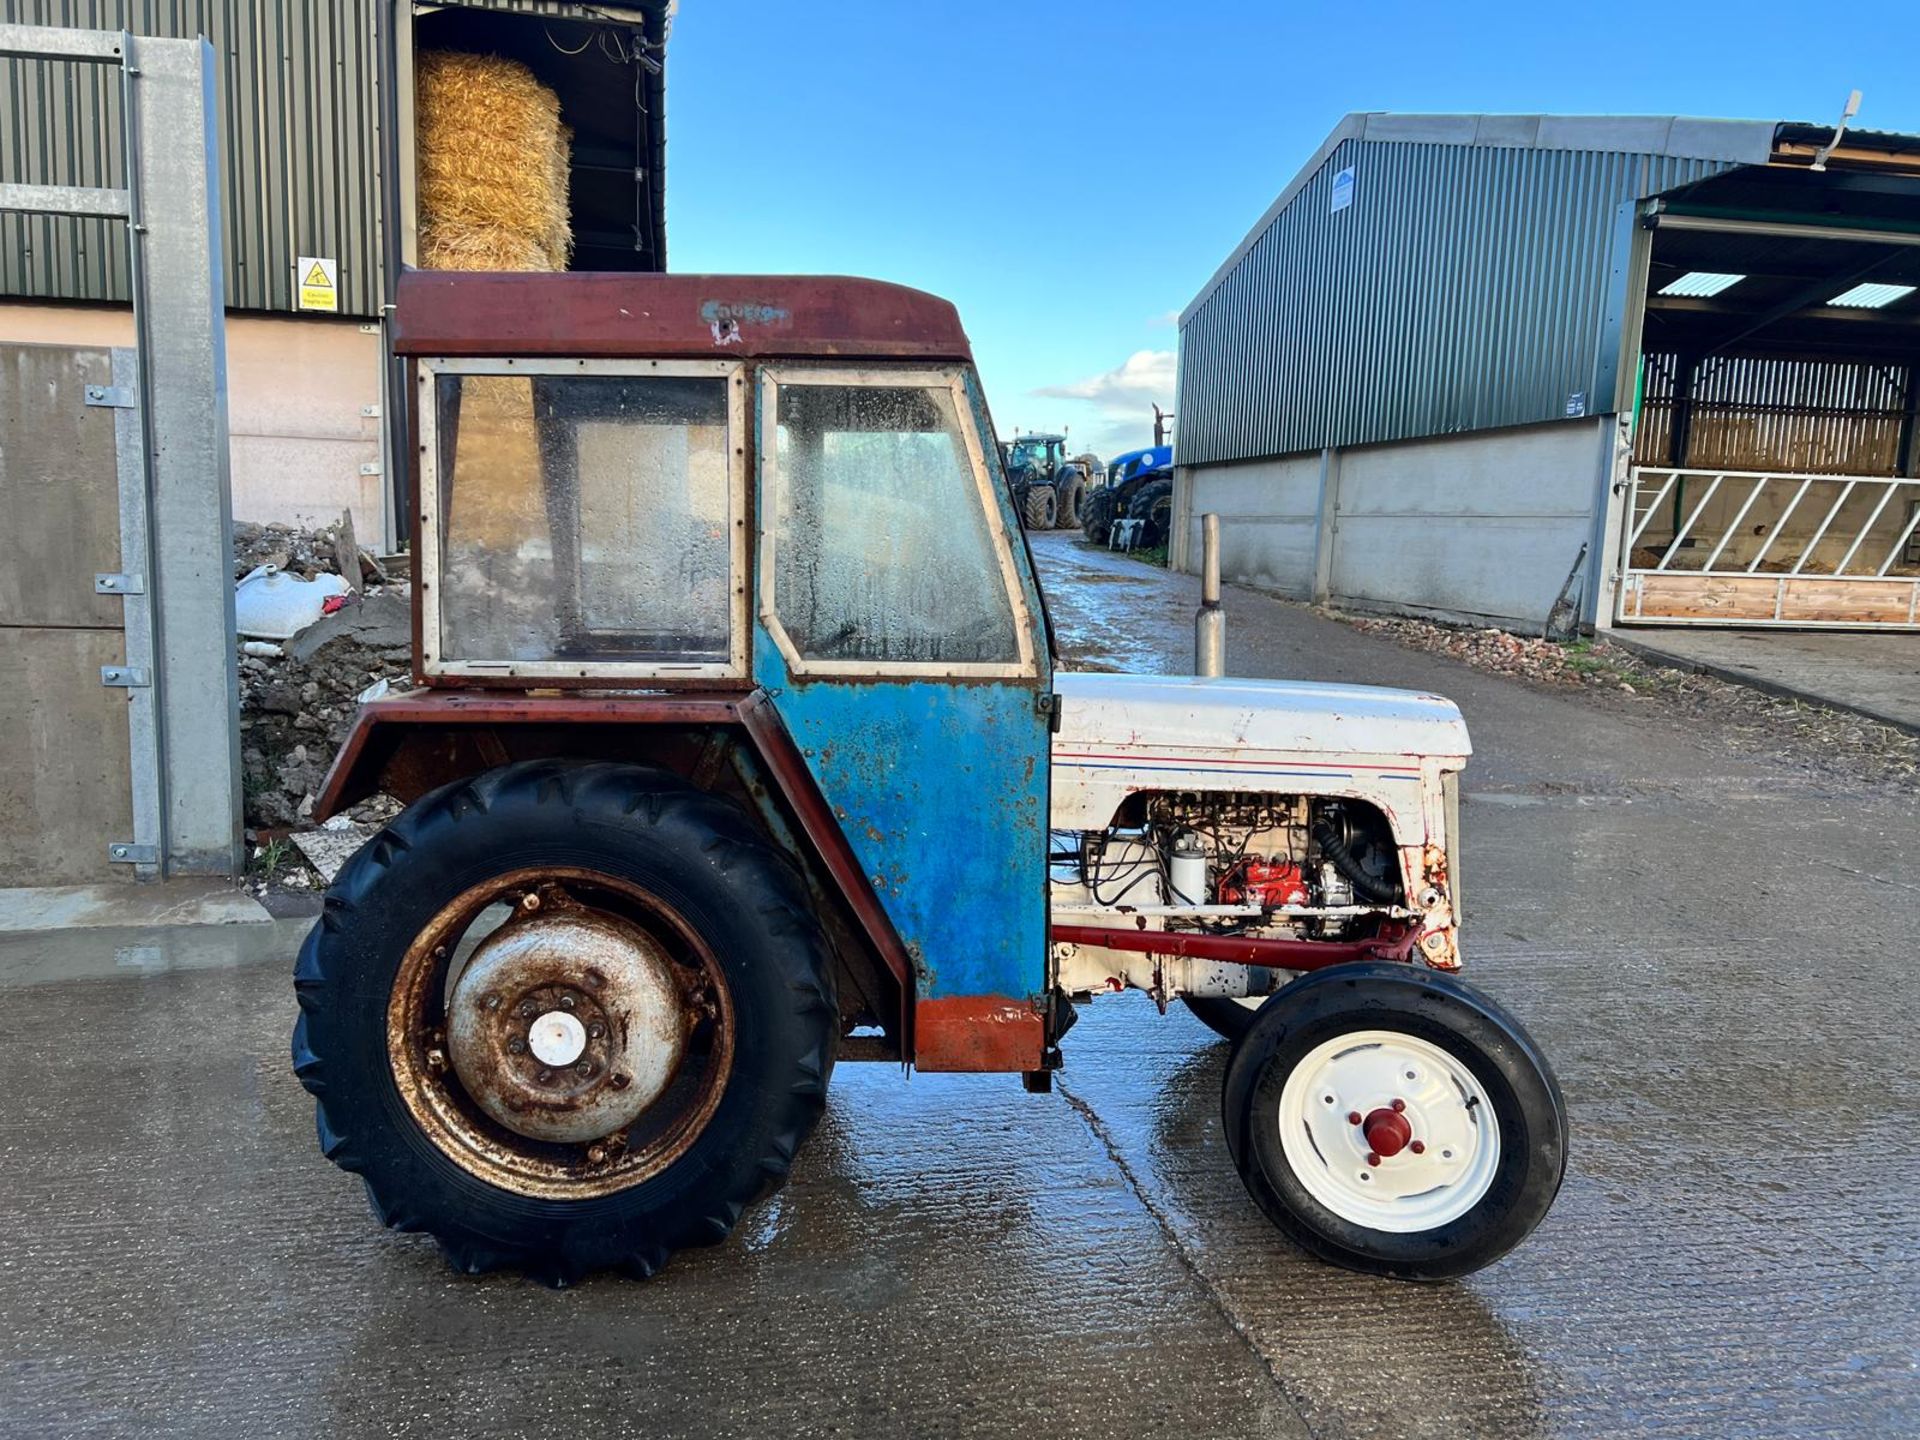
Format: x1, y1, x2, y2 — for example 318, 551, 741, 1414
416, 50, 572, 271
415, 51, 571, 645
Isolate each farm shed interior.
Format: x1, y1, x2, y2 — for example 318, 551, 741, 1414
1621, 131, 1920, 627
401, 2, 669, 276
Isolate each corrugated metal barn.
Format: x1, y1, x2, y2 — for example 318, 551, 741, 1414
0, 0, 670, 545
1174, 112, 1920, 631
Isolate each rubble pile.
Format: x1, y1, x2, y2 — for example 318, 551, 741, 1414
232, 515, 411, 852
240, 591, 411, 829
234, 514, 387, 587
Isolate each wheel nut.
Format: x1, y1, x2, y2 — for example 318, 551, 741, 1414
520, 892, 542, 913
588, 1022, 605, 1039
1347, 1111, 1363, 1126
610, 1072, 630, 1090
1410, 1140, 1426, 1155
538, 1068, 554, 1084
518, 1001, 536, 1019
1391, 1098, 1406, 1113
425, 1048, 447, 1074
560, 994, 576, 1010
1365, 1151, 1380, 1166
484, 993, 501, 1011
576, 1060, 593, 1078
508, 1038, 526, 1055
587, 1145, 607, 1164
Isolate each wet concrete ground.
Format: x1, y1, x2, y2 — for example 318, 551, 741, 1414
1, 533, 1914, 1438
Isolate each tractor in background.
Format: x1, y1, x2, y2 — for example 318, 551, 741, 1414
1001, 432, 1104, 529
1082, 443, 1173, 548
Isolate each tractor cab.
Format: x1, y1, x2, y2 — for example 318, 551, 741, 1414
299, 269, 1564, 1290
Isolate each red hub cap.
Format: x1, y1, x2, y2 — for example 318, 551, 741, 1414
1361, 1106, 1413, 1159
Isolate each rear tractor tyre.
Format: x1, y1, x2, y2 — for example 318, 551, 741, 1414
1023, 484, 1058, 529
1057, 475, 1085, 530
291, 760, 837, 1286
1081, 491, 1112, 546
1222, 962, 1565, 1280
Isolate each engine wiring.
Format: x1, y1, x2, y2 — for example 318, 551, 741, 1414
1056, 794, 1402, 940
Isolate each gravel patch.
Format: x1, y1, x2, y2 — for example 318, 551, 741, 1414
1335, 612, 1920, 790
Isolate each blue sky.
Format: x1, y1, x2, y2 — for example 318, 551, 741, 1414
666, 1, 1920, 460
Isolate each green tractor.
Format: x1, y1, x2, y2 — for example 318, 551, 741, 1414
1000, 432, 1103, 530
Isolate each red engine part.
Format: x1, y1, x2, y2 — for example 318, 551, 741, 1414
1219, 858, 1311, 909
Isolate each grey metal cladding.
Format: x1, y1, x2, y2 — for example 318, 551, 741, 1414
1176, 122, 1743, 467
0, 1, 381, 316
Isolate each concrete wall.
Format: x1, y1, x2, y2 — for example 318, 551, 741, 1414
1178, 416, 1615, 631
0, 302, 387, 549
1175, 453, 1323, 599
0, 345, 134, 886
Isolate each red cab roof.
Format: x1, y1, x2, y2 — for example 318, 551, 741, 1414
392, 270, 974, 363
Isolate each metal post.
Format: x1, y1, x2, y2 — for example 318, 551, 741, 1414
0, 24, 241, 878
1195, 513, 1225, 678
126, 32, 242, 875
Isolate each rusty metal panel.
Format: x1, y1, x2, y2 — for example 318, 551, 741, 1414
392, 270, 976, 361
1177, 117, 1750, 467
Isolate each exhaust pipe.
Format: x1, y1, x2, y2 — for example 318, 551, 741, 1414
1195, 512, 1225, 677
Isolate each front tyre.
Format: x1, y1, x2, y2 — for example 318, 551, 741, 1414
291, 761, 837, 1286
1023, 484, 1058, 529
1222, 962, 1565, 1280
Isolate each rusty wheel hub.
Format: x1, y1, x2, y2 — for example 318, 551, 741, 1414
447, 895, 689, 1144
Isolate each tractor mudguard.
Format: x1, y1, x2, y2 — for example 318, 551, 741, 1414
313, 688, 956, 1059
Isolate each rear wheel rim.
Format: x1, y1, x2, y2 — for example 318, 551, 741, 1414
1276, 1029, 1499, 1232
387, 866, 735, 1200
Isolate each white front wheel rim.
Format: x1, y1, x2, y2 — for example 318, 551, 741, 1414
1277, 1029, 1500, 1233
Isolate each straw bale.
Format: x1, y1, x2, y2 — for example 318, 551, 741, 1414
416, 50, 571, 272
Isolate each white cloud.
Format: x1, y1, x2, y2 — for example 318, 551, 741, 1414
1035, 348, 1175, 413
1026, 349, 1177, 459
1013, 351, 1175, 458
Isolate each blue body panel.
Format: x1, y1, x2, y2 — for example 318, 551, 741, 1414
754, 635, 1049, 998
752, 373, 1053, 1003
1107, 445, 1173, 482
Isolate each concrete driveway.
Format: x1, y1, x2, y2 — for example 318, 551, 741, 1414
1610, 626, 1920, 733
0, 533, 1912, 1439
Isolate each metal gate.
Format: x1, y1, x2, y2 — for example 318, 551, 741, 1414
1615, 465, 1920, 628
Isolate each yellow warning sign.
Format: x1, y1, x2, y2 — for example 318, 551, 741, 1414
297, 255, 338, 313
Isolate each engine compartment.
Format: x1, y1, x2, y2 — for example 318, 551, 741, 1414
1048, 790, 1428, 1007
1051, 791, 1406, 937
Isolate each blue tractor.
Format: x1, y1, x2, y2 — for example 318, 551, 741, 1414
1081, 443, 1173, 547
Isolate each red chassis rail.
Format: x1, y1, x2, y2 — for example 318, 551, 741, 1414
1047, 923, 1418, 969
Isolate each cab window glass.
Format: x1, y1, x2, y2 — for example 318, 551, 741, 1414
434, 372, 732, 666
769, 382, 1020, 666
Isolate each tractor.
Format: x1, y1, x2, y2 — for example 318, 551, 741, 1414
1000, 431, 1102, 529
1081, 443, 1173, 547
294, 269, 1566, 1287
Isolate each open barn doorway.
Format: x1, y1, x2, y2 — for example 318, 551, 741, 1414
1617, 144, 1920, 628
